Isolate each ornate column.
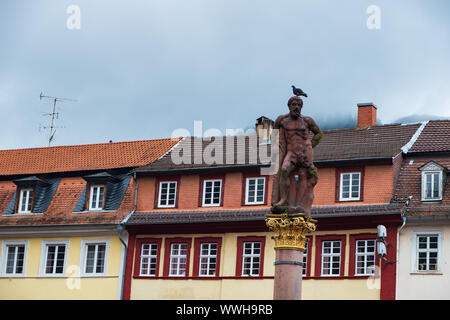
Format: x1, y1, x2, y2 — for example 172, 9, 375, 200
266, 213, 317, 300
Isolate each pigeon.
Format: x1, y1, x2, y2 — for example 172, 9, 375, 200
291, 85, 308, 97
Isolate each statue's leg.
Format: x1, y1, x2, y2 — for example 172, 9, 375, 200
302, 166, 319, 218
273, 157, 294, 207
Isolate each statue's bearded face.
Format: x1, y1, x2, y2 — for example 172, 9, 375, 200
288, 101, 302, 119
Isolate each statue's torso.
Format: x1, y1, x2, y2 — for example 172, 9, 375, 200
280, 115, 312, 154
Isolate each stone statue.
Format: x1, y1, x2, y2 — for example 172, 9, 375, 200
271, 95, 323, 217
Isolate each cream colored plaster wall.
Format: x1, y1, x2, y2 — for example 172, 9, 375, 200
397, 224, 450, 300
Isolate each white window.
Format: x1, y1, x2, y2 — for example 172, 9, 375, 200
302, 239, 308, 276
321, 240, 341, 276
1, 240, 28, 277
169, 243, 188, 276
80, 239, 109, 276
415, 234, 440, 272
199, 243, 217, 276
140, 243, 158, 276
421, 172, 443, 201
18, 188, 33, 213
39, 240, 69, 276
158, 181, 177, 208
202, 179, 222, 207
242, 242, 261, 276
245, 177, 266, 205
340, 172, 361, 201
355, 239, 376, 275
89, 185, 105, 210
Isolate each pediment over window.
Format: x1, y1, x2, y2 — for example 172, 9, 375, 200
418, 161, 446, 172
419, 161, 446, 201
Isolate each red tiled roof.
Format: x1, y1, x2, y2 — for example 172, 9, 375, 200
0, 177, 136, 226
126, 204, 403, 225
0, 138, 182, 176
408, 120, 450, 153
393, 156, 450, 216
136, 124, 421, 172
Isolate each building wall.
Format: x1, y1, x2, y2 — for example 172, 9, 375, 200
314, 165, 394, 205
128, 228, 382, 300
137, 165, 394, 212
397, 224, 450, 300
0, 235, 123, 300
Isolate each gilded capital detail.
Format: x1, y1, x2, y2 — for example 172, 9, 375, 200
265, 213, 317, 251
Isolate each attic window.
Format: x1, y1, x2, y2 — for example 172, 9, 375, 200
420, 161, 445, 202
88, 185, 105, 211
74, 172, 131, 213
12, 176, 49, 214
17, 188, 34, 213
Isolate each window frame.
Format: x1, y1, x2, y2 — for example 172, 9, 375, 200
88, 184, 106, 211
302, 236, 313, 277
201, 179, 223, 207
79, 238, 110, 277
244, 176, 267, 205
17, 187, 34, 214
349, 234, 378, 277
193, 237, 222, 278
411, 231, 442, 274
235, 236, 266, 277
421, 171, 443, 201
339, 172, 361, 201
133, 238, 162, 278
0, 240, 28, 277
315, 235, 346, 278
163, 238, 192, 278
39, 240, 70, 277
156, 180, 179, 208
335, 167, 364, 202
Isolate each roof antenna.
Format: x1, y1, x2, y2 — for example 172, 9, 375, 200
39, 92, 77, 146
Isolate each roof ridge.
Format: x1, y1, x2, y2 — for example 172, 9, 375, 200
401, 121, 429, 154
0, 137, 182, 153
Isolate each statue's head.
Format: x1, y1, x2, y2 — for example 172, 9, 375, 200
287, 96, 303, 119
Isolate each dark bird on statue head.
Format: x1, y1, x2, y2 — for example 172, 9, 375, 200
291, 85, 308, 97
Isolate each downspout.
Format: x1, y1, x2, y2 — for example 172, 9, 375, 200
118, 171, 138, 300
395, 195, 412, 300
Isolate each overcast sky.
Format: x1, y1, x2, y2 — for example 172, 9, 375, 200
0, 0, 449, 150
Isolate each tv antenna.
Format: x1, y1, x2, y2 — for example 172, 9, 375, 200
39, 92, 77, 146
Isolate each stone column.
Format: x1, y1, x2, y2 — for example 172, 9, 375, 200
266, 213, 317, 300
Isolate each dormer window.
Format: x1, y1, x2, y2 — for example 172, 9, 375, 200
420, 161, 445, 202
10, 176, 52, 215
74, 172, 131, 213
18, 188, 34, 213
89, 185, 105, 211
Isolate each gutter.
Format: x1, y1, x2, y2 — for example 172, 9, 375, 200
314, 156, 393, 164
117, 171, 139, 300
134, 163, 271, 174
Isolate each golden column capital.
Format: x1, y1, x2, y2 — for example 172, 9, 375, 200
265, 213, 317, 251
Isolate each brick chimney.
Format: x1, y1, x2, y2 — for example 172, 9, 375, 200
357, 103, 377, 127
255, 116, 274, 141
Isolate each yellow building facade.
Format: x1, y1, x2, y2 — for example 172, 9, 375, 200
0, 231, 125, 300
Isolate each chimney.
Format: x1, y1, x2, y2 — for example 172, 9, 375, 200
255, 116, 274, 142
357, 103, 377, 127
